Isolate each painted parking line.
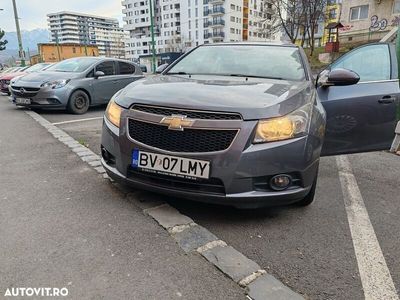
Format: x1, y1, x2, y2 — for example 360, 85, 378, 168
51, 117, 103, 126
336, 155, 399, 300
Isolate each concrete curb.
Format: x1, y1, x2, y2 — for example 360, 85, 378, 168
25, 110, 305, 300
390, 121, 400, 153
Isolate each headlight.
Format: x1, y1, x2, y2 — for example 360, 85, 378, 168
253, 103, 312, 143
105, 99, 123, 128
41, 79, 70, 89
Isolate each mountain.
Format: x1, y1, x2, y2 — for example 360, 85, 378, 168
0, 29, 49, 63
3, 28, 50, 51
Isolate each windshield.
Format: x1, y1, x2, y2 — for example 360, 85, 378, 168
46, 58, 98, 73
167, 45, 306, 81
25, 63, 50, 73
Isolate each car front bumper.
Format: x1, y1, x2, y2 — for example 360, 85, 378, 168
101, 113, 322, 208
10, 85, 71, 109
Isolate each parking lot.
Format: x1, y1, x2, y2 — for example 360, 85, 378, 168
1, 95, 400, 299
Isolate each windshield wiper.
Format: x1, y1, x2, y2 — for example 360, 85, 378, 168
226, 74, 284, 80
168, 72, 190, 75
167, 71, 192, 78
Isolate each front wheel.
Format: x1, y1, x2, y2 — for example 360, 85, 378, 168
67, 90, 90, 114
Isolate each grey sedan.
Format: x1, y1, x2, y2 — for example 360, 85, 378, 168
10, 57, 143, 114
101, 42, 398, 209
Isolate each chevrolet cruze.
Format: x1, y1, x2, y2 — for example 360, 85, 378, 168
101, 42, 398, 208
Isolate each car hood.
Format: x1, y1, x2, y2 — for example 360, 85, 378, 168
16, 71, 81, 87
115, 75, 314, 120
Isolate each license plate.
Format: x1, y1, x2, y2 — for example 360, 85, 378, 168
16, 98, 31, 105
132, 150, 210, 180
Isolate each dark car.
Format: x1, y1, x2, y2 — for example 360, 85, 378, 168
10, 57, 143, 114
100, 42, 398, 209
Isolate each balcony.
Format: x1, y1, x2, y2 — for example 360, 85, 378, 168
211, 19, 225, 26
211, 32, 225, 39
203, 32, 212, 39
211, 7, 225, 15
209, 0, 224, 3
204, 9, 211, 16
203, 21, 212, 28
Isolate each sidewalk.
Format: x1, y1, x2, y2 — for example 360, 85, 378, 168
0, 100, 245, 299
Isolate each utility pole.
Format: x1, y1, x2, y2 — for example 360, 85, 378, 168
11, 0, 25, 67
55, 31, 61, 61
149, 0, 156, 73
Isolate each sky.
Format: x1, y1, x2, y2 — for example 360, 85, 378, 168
0, 0, 124, 32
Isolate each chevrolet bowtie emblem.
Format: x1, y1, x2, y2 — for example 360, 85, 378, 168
160, 115, 195, 131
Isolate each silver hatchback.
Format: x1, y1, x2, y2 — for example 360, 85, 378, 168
10, 57, 143, 114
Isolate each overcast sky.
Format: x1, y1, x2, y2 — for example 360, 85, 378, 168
0, 0, 123, 32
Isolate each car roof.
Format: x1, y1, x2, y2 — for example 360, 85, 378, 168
62, 56, 137, 64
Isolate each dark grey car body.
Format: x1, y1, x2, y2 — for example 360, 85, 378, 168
10, 57, 143, 112
101, 42, 398, 208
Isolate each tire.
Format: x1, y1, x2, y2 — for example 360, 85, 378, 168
67, 90, 90, 114
295, 164, 319, 207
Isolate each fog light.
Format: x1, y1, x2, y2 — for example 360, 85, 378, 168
270, 175, 292, 191
101, 145, 115, 164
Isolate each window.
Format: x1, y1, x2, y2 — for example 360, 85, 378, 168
394, 0, 400, 13
329, 8, 336, 19
118, 62, 135, 75
167, 45, 306, 81
331, 44, 390, 82
350, 5, 369, 21
96, 61, 116, 76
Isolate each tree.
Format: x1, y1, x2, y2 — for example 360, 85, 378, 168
0, 29, 8, 51
258, 0, 325, 56
262, 0, 307, 43
304, 0, 326, 56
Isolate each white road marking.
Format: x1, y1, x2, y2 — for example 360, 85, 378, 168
52, 117, 103, 125
336, 155, 399, 300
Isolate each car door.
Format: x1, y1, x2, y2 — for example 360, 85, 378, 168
115, 61, 142, 92
92, 60, 119, 104
318, 43, 399, 156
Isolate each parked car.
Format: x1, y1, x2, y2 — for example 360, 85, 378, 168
101, 42, 398, 209
10, 57, 143, 114
1, 63, 51, 95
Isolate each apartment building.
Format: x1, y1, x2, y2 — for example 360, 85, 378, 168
122, 0, 279, 62
47, 11, 125, 58
338, 0, 400, 43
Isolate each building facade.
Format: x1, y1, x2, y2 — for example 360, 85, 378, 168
338, 0, 400, 43
122, 0, 279, 62
47, 11, 125, 58
322, 0, 342, 44
31, 43, 99, 64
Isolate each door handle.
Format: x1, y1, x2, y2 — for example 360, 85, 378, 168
378, 96, 395, 104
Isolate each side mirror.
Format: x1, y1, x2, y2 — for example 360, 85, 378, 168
156, 63, 168, 74
318, 68, 360, 87
94, 71, 105, 79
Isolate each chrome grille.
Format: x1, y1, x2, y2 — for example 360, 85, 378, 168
128, 119, 238, 153
131, 104, 242, 120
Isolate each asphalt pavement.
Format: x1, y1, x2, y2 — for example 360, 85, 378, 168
0, 98, 245, 299
1, 96, 400, 300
